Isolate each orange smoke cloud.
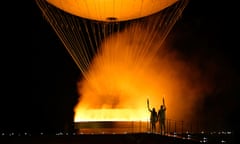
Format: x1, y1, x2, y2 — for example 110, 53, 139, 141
74, 22, 212, 123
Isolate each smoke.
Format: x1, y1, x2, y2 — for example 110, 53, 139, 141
75, 20, 215, 123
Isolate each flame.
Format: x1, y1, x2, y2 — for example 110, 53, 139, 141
74, 109, 149, 122
74, 22, 211, 123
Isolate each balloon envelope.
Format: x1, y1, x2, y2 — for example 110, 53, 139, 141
47, 0, 178, 21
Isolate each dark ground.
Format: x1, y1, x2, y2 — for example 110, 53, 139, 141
0, 132, 235, 144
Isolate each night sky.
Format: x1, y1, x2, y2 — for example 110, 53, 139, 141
1, 0, 239, 134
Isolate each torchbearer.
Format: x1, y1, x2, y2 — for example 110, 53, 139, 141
147, 98, 158, 133
158, 97, 166, 135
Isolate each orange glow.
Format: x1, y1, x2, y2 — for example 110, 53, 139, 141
74, 23, 211, 122
74, 109, 149, 122
47, 0, 178, 21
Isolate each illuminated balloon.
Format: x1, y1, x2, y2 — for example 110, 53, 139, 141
47, 0, 178, 21
35, 0, 190, 123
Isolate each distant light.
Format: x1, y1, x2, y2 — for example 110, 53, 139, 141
221, 140, 226, 143
56, 132, 64, 136
202, 137, 208, 143
203, 139, 207, 143
173, 132, 177, 137
187, 134, 191, 139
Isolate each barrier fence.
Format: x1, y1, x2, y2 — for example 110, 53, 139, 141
74, 119, 202, 135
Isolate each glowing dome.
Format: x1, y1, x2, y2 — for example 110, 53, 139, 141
47, 0, 178, 21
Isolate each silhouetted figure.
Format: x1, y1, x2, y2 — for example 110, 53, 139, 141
158, 98, 166, 135
147, 99, 158, 133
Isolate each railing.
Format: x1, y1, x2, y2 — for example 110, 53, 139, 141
74, 119, 201, 135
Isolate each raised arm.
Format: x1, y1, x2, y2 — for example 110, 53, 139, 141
162, 98, 166, 110
147, 98, 151, 112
